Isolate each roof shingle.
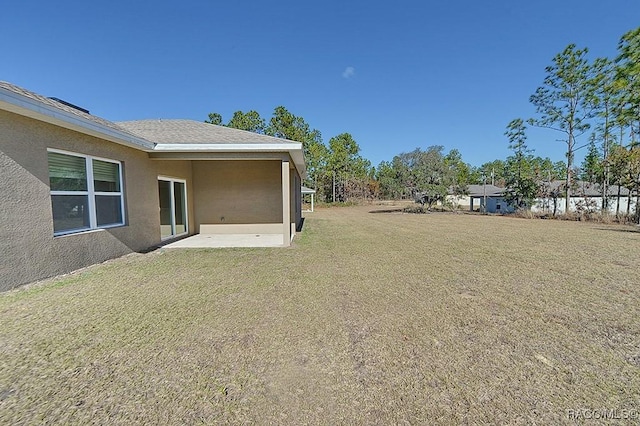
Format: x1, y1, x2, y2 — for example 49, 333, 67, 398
0, 81, 146, 143
117, 119, 302, 145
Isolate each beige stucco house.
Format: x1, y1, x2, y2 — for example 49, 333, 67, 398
0, 81, 305, 291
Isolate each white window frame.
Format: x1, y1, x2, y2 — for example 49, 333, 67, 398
48, 148, 125, 236
158, 176, 188, 240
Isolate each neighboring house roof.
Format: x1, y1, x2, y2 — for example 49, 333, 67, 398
546, 180, 633, 197
0, 82, 306, 177
465, 181, 634, 198
467, 184, 505, 197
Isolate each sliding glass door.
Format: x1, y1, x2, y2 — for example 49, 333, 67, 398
158, 177, 187, 239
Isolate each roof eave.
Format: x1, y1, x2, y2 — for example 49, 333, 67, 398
151, 143, 307, 179
0, 86, 154, 151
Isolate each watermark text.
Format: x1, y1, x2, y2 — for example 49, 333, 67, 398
567, 408, 638, 420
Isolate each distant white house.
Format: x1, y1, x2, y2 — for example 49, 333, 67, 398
447, 180, 636, 215
447, 184, 514, 213
468, 184, 514, 213
532, 180, 636, 215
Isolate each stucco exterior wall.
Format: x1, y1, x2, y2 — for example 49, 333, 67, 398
1, 107, 306, 290
192, 160, 282, 228
0, 110, 161, 291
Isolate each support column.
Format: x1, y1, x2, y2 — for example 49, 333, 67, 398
282, 161, 291, 246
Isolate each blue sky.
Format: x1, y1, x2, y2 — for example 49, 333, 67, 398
2, 1, 638, 168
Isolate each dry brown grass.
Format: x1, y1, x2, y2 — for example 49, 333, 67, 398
1, 205, 639, 424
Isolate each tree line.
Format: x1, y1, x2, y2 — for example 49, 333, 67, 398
205, 106, 373, 203
204, 27, 640, 219
513, 27, 640, 216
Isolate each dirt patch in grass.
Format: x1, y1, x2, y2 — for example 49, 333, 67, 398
1, 205, 639, 424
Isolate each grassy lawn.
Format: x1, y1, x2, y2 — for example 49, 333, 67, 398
1, 205, 640, 424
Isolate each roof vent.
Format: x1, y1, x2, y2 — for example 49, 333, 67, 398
48, 97, 90, 114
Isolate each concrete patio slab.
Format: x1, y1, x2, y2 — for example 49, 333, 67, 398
162, 233, 284, 248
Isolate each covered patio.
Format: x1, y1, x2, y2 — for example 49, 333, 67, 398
161, 233, 284, 248
117, 119, 306, 247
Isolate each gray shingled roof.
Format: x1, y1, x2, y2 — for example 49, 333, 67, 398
546, 180, 633, 196
466, 181, 633, 198
117, 119, 301, 145
1, 81, 304, 153
467, 184, 505, 197
0, 81, 146, 143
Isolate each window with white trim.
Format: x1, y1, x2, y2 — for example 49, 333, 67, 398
48, 149, 125, 235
